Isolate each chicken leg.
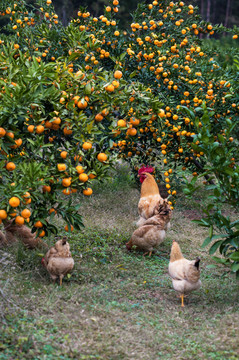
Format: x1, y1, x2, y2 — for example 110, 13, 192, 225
180, 294, 184, 307
59, 274, 64, 286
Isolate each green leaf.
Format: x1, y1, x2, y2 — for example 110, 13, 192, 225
229, 251, 239, 261
201, 236, 213, 248
209, 240, 224, 255
231, 263, 239, 272
206, 264, 217, 269
84, 83, 92, 95
212, 256, 230, 264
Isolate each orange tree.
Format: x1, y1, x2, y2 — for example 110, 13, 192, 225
62, 0, 239, 274
105, 2, 238, 193
0, 0, 163, 236
111, 1, 238, 275
0, 0, 238, 275
63, 0, 238, 198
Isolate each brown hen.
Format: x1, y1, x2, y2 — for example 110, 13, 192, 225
168, 240, 201, 307
127, 200, 172, 256
42, 237, 74, 285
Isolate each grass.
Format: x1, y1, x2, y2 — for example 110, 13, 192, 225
0, 164, 239, 360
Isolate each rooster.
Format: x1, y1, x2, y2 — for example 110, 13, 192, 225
137, 166, 164, 227
126, 200, 172, 256
42, 237, 74, 285
168, 240, 201, 307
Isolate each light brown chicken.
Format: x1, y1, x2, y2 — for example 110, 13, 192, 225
42, 237, 74, 285
0, 219, 47, 249
168, 240, 201, 307
137, 169, 164, 228
126, 200, 172, 256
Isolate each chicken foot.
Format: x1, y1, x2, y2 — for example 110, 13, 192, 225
143, 251, 152, 257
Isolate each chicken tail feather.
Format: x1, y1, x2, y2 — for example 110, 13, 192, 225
194, 257, 200, 270
126, 239, 133, 251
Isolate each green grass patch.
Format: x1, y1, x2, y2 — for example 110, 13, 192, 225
0, 169, 238, 359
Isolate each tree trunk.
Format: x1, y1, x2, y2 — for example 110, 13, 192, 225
212, 0, 216, 24
206, 0, 211, 22
224, 0, 231, 28
201, 0, 205, 19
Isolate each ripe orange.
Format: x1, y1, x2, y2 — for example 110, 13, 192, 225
15, 216, 24, 225
6, 162, 16, 171
63, 127, 73, 136
15, 138, 22, 147
60, 151, 68, 159
34, 220, 43, 228
79, 173, 88, 182
62, 188, 71, 195
95, 113, 104, 122
75, 70, 85, 79
77, 99, 88, 109
64, 224, 74, 232
23, 192, 31, 204
39, 230, 45, 237
101, 108, 109, 116
158, 109, 165, 118
62, 178, 71, 187
76, 165, 84, 174
52, 117, 61, 125
97, 153, 108, 162
21, 209, 31, 219
0, 127, 6, 137
83, 187, 93, 196
9, 197, 20, 207
74, 155, 83, 162
82, 142, 92, 150
130, 118, 140, 126
117, 119, 126, 127
57, 163, 66, 172
114, 70, 122, 79
89, 173, 96, 179
127, 128, 137, 136
0, 210, 7, 220
36, 125, 44, 134
6, 132, 14, 139
43, 185, 51, 193
49, 208, 57, 214
112, 80, 119, 88
105, 84, 115, 92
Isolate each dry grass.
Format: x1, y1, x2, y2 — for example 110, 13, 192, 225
0, 167, 239, 359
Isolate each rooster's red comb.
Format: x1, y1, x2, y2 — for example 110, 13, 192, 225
138, 166, 155, 175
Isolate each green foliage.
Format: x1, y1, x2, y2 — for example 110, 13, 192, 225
0, 0, 238, 274
182, 104, 239, 277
